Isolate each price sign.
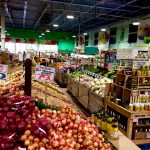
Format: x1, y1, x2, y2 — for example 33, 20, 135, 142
0, 64, 8, 80
146, 133, 150, 138
133, 117, 138, 123
35, 65, 55, 82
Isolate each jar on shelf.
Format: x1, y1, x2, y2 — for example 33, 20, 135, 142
129, 103, 134, 111
134, 103, 140, 111
140, 103, 144, 111
109, 124, 119, 140
144, 103, 149, 111
137, 71, 141, 76
147, 71, 150, 76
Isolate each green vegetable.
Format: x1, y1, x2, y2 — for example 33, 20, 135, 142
35, 101, 58, 111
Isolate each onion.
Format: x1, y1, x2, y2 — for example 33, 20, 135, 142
28, 144, 35, 150
28, 135, 34, 142
33, 142, 39, 148
24, 139, 30, 146
34, 138, 40, 143
93, 142, 99, 148
59, 139, 66, 146
78, 138, 83, 143
39, 142, 44, 147
61, 119, 67, 126
20, 135, 27, 141
40, 147, 46, 150
24, 130, 31, 137
66, 133, 72, 138
52, 139, 59, 148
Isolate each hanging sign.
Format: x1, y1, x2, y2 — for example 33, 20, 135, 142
0, 64, 8, 80
35, 65, 55, 82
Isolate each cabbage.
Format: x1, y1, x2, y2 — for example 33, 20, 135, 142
95, 90, 99, 95
95, 81, 101, 85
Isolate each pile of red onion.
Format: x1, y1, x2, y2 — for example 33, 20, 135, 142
20, 106, 111, 150
0, 96, 35, 150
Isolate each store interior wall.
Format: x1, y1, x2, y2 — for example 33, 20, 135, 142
80, 18, 150, 51
58, 39, 75, 51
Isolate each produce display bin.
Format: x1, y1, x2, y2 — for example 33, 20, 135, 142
67, 76, 72, 92
71, 79, 79, 97
78, 83, 89, 96
88, 90, 104, 112
55, 70, 68, 86
78, 95, 89, 109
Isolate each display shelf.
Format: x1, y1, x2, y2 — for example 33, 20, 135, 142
136, 76, 150, 78
133, 139, 150, 145
108, 131, 140, 150
105, 100, 150, 144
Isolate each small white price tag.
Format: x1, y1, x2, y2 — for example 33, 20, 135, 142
18, 148, 26, 150
133, 117, 138, 123
147, 133, 150, 138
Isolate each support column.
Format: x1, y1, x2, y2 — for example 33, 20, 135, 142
1, 13, 6, 51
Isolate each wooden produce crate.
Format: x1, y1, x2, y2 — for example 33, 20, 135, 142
78, 83, 88, 96
105, 83, 111, 96
71, 79, 79, 98
55, 70, 68, 86
55, 70, 60, 81
78, 95, 89, 109
78, 83, 89, 109
67, 76, 72, 92
105, 100, 150, 144
88, 90, 104, 112
62, 72, 68, 84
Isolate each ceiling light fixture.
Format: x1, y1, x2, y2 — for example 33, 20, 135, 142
39, 35, 42, 38
67, 15, 74, 19
5, 31, 7, 33
132, 22, 140, 26
7, 33, 10, 35
101, 28, 106, 32
83, 33, 87, 35
53, 24, 59, 27
46, 30, 50, 32
72, 35, 76, 38
41, 33, 45, 35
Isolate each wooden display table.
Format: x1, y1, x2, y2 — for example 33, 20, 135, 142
105, 100, 150, 144
108, 131, 140, 150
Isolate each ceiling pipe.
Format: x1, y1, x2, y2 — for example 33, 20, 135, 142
4, 3, 14, 27
105, 0, 138, 14
44, 0, 134, 12
23, 0, 28, 28
48, 0, 76, 27
34, 2, 50, 29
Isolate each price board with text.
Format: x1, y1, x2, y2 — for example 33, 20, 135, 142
0, 64, 8, 80
35, 65, 55, 82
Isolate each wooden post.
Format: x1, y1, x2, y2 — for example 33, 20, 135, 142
1, 13, 6, 51
45, 81, 48, 105
25, 59, 32, 96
